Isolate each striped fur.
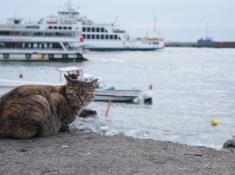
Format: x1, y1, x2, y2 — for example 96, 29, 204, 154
0, 75, 97, 139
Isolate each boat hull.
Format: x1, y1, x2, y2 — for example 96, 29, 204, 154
94, 89, 142, 103
94, 95, 137, 102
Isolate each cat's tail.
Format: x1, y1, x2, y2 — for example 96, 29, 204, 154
0, 115, 45, 139
11, 115, 45, 139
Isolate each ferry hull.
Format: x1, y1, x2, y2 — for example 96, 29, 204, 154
0, 53, 87, 62
87, 47, 160, 51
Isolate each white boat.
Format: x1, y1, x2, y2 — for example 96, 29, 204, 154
37, 1, 164, 51
95, 89, 152, 104
0, 17, 86, 61
58, 67, 153, 104
0, 67, 153, 104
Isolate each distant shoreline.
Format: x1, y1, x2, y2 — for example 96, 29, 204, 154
1, 133, 235, 174
166, 40, 235, 48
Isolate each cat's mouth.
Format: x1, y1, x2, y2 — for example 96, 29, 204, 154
78, 96, 86, 106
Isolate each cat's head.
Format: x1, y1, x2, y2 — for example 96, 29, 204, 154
64, 74, 97, 108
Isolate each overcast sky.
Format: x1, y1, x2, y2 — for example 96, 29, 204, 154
1, 0, 235, 41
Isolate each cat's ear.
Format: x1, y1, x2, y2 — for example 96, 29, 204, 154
64, 74, 74, 84
91, 79, 98, 88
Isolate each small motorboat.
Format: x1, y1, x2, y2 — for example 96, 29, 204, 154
59, 67, 153, 104
95, 88, 152, 104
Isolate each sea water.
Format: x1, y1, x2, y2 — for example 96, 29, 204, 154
1, 48, 235, 149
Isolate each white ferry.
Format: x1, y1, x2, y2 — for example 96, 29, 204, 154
0, 18, 86, 61
39, 1, 164, 51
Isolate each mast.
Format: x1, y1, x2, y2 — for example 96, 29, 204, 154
65, 0, 72, 10
205, 22, 209, 39
153, 15, 157, 32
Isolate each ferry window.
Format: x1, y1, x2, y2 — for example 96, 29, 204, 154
114, 35, 118, 40
12, 32, 17, 36
87, 27, 91, 32
64, 32, 71, 37
58, 26, 62, 30
14, 20, 20, 25
16, 43, 22, 48
55, 32, 61, 36
82, 27, 86, 32
110, 35, 113, 40
47, 43, 51, 48
96, 35, 100, 39
87, 34, 91, 39
68, 27, 72, 30
34, 32, 42, 36
101, 28, 104, 33
105, 35, 109, 40
92, 28, 95, 32
49, 26, 53, 29
54, 26, 58, 30
0, 42, 4, 48
0, 31, 10, 35
63, 26, 67, 30
52, 43, 62, 49
118, 36, 121, 40
45, 32, 54, 36
4, 42, 8, 48
96, 28, 100, 32
25, 43, 29, 48
92, 35, 95, 39
104, 29, 108, 33
62, 32, 67, 37
4, 42, 9, 48
22, 32, 27, 36
101, 35, 104, 39
10, 42, 15, 48
67, 32, 73, 37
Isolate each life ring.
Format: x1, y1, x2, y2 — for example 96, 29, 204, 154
3, 53, 9, 60
48, 54, 54, 60
26, 54, 31, 60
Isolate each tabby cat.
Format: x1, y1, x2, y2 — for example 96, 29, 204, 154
0, 75, 97, 139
